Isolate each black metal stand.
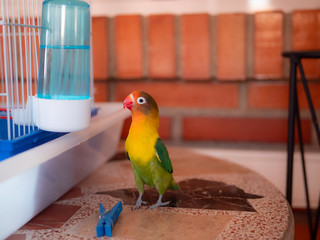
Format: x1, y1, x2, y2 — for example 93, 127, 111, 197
282, 50, 320, 240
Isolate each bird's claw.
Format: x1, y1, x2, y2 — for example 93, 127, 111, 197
132, 205, 140, 210
132, 200, 148, 210
148, 200, 170, 209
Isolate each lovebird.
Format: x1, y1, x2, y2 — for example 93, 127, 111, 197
123, 90, 179, 209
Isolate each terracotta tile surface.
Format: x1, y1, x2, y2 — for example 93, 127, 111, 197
147, 14, 176, 79
58, 187, 83, 201
6, 234, 26, 240
293, 210, 316, 240
291, 10, 320, 79
180, 14, 211, 80
92, 17, 109, 80
254, 11, 284, 79
217, 14, 246, 81
114, 15, 143, 79
114, 82, 239, 108
20, 204, 81, 230
183, 117, 311, 143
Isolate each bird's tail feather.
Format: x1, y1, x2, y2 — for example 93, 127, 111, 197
170, 179, 179, 190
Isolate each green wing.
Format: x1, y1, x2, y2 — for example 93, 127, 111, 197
155, 138, 173, 173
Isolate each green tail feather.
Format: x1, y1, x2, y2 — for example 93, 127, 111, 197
170, 180, 179, 190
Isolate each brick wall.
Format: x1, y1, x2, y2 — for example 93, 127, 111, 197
92, 10, 320, 147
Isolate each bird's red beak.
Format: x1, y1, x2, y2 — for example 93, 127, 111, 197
123, 93, 134, 111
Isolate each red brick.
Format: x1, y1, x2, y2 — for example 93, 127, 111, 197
92, 17, 109, 80
159, 116, 172, 140
248, 82, 320, 110
180, 14, 210, 80
297, 82, 320, 110
121, 116, 172, 140
114, 82, 239, 108
114, 15, 143, 79
217, 14, 246, 81
254, 11, 284, 79
93, 81, 108, 102
148, 14, 176, 79
248, 83, 288, 109
183, 117, 311, 143
292, 10, 320, 79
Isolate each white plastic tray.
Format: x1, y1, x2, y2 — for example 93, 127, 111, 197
0, 103, 130, 239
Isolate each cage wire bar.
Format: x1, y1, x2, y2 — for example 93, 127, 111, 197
0, 0, 42, 140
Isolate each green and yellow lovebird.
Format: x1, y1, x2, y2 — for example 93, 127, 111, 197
123, 91, 179, 209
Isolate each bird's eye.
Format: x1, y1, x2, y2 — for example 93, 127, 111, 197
137, 97, 146, 104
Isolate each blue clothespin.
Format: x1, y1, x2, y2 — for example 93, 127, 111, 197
96, 201, 123, 237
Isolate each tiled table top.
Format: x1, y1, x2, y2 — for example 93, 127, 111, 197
8, 147, 294, 240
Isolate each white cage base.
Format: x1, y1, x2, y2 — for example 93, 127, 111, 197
0, 103, 130, 239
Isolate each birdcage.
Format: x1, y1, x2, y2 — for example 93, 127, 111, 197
0, 0, 41, 137
0, 0, 129, 239
0, 0, 92, 160
0, 0, 44, 159
0, 1, 130, 238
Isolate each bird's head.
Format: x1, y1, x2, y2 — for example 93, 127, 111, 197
123, 91, 159, 118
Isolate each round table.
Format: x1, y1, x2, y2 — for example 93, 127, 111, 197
10, 147, 294, 240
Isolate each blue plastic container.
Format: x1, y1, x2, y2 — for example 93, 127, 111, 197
38, 0, 91, 100
0, 109, 98, 161
0, 119, 67, 161
38, 0, 90, 100
36, 0, 92, 132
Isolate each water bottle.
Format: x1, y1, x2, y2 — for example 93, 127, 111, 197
37, 0, 91, 132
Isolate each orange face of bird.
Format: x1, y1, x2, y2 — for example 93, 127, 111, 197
123, 91, 159, 117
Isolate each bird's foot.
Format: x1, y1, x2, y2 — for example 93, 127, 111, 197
132, 200, 148, 210
148, 200, 170, 209
148, 194, 170, 209
132, 193, 147, 210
